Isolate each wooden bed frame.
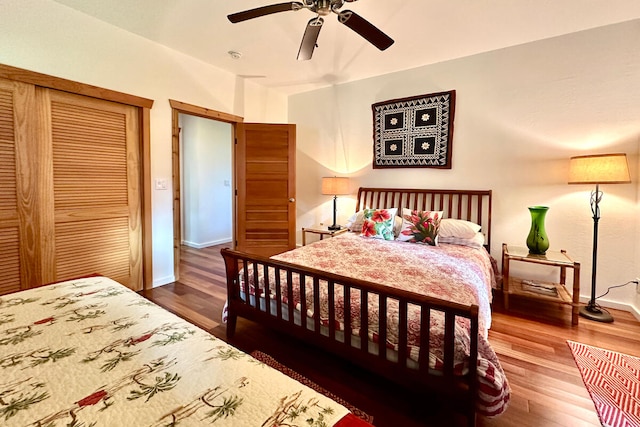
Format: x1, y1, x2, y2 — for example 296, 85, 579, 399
221, 188, 493, 427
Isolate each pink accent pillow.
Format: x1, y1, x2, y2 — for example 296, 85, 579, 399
397, 208, 443, 246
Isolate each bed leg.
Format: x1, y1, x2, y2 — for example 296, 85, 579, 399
467, 410, 476, 427
226, 314, 237, 339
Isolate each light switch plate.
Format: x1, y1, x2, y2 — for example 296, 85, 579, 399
155, 179, 168, 190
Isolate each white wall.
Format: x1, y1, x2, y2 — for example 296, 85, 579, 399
180, 114, 232, 248
0, 0, 288, 286
290, 20, 640, 316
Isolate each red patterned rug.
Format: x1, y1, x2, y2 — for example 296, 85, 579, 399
250, 350, 374, 424
567, 341, 640, 427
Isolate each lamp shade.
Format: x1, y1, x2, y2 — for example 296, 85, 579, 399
568, 153, 631, 185
321, 177, 350, 195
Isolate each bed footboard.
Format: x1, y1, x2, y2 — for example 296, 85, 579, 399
221, 247, 480, 426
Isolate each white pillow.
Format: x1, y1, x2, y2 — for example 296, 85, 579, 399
438, 219, 481, 239
346, 210, 365, 232
393, 215, 403, 237
438, 232, 485, 248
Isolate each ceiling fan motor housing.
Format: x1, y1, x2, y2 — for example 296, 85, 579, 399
310, 0, 344, 16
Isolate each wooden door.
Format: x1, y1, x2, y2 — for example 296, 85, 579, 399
235, 123, 296, 256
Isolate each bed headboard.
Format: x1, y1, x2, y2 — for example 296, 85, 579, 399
355, 187, 493, 251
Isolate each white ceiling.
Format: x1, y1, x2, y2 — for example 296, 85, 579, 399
52, 0, 640, 95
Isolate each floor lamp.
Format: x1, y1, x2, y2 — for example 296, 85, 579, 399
321, 176, 350, 230
568, 153, 631, 323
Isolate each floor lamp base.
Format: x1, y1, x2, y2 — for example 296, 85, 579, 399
579, 304, 614, 323
327, 224, 342, 231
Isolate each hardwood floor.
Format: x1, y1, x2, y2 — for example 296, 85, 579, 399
142, 244, 640, 427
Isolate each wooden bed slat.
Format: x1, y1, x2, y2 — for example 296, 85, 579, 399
378, 294, 387, 360
361, 290, 369, 353
397, 301, 408, 366
287, 270, 294, 324
314, 278, 321, 333
263, 264, 271, 314
300, 272, 307, 328
343, 284, 352, 345
328, 281, 336, 340
275, 266, 283, 320
443, 311, 456, 378
418, 307, 431, 371
251, 263, 259, 309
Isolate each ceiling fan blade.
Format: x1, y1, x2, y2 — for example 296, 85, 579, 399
337, 10, 394, 51
297, 17, 324, 61
228, 2, 303, 23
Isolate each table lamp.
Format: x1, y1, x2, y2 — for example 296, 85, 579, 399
568, 153, 631, 323
321, 177, 350, 230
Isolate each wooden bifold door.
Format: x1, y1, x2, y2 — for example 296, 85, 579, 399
0, 78, 142, 294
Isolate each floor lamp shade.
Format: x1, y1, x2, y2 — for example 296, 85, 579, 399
568, 153, 631, 185
322, 177, 350, 230
568, 153, 631, 323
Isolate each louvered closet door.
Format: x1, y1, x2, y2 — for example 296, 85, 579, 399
0, 78, 46, 294
46, 90, 143, 290
0, 79, 23, 294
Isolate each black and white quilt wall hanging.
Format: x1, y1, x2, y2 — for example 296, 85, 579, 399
372, 90, 455, 169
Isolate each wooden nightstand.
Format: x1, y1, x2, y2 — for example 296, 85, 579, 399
501, 243, 581, 325
301, 226, 348, 246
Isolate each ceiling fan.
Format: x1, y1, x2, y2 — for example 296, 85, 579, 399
227, 0, 394, 60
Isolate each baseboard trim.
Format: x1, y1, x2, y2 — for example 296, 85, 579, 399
152, 274, 175, 288
181, 238, 232, 249
581, 296, 640, 322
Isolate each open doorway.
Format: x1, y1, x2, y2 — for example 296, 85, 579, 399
170, 99, 297, 279
179, 114, 233, 249
169, 100, 244, 280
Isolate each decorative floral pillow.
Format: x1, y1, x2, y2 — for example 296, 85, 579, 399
348, 209, 403, 237
360, 208, 397, 240
397, 208, 443, 245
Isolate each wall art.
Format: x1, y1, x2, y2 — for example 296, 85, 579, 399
372, 90, 455, 168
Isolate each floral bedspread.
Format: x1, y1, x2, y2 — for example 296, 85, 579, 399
276, 233, 495, 334
239, 233, 510, 416
0, 276, 362, 427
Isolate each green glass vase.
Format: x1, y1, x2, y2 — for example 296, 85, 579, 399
526, 206, 549, 255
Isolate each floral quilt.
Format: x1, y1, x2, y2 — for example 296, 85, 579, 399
0, 276, 363, 427
233, 233, 510, 416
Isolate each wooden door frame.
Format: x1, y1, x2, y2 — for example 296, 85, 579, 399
0, 63, 155, 290
169, 100, 243, 281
